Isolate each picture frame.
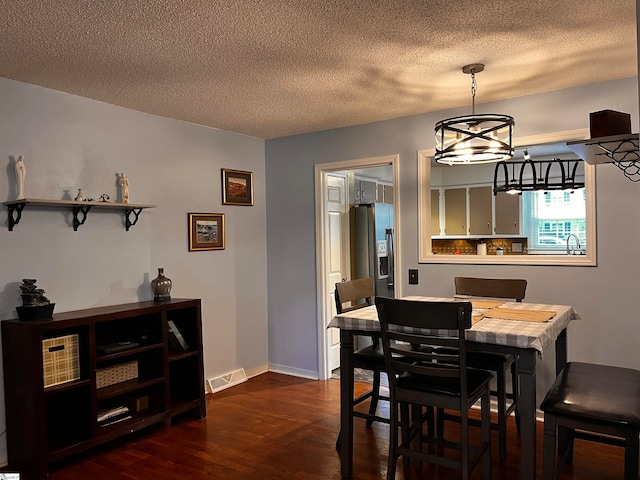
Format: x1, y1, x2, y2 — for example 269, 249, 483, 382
188, 213, 225, 251
222, 168, 254, 206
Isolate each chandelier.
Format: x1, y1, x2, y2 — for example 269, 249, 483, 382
434, 64, 514, 165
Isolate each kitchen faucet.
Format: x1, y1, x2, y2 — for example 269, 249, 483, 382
566, 234, 581, 255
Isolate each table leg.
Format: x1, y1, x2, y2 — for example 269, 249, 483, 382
339, 329, 355, 478
555, 328, 571, 456
518, 349, 537, 480
555, 328, 567, 375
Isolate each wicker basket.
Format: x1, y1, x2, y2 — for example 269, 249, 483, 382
42, 334, 80, 388
96, 360, 138, 389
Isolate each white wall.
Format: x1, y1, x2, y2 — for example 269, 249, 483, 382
265, 77, 640, 406
0, 78, 269, 463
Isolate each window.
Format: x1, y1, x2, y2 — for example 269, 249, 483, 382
524, 189, 587, 252
418, 129, 597, 265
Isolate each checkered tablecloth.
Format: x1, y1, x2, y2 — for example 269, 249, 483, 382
328, 296, 581, 358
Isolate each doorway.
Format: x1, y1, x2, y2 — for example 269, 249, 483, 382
314, 155, 400, 380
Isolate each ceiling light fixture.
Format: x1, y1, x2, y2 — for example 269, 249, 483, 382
493, 157, 585, 195
434, 64, 515, 165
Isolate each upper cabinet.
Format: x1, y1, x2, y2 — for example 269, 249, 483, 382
434, 185, 522, 238
443, 187, 467, 235
494, 192, 520, 235
468, 186, 493, 236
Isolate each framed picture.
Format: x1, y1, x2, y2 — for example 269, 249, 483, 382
222, 169, 254, 206
188, 213, 225, 251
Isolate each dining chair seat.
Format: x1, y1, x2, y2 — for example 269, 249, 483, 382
541, 362, 640, 479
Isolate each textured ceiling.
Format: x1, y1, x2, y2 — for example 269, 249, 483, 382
0, 0, 637, 139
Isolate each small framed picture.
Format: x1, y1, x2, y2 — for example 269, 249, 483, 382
222, 169, 254, 206
188, 213, 225, 251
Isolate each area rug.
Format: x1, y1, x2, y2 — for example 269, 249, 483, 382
331, 367, 389, 386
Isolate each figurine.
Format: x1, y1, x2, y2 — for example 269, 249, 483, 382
14, 156, 26, 200
119, 172, 130, 204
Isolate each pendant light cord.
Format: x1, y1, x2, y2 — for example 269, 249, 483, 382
470, 69, 477, 115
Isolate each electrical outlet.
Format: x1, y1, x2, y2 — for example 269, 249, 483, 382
408, 269, 419, 285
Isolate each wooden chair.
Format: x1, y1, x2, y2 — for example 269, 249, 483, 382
376, 297, 492, 480
541, 362, 640, 479
437, 276, 527, 460
333, 278, 387, 446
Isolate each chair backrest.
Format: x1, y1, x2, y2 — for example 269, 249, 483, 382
335, 277, 375, 314
454, 276, 527, 302
375, 297, 473, 397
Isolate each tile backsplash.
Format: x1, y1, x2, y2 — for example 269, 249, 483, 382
431, 238, 528, 255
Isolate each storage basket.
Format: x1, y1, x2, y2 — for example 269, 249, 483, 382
96, 360, 139, 389
42, 334, 80, 388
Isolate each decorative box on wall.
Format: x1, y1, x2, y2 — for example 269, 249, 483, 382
1, 298, 205, 480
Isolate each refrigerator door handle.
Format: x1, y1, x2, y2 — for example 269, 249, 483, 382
386, 228, 394, 288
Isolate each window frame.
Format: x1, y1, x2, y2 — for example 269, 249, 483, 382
418, 129, 597, 266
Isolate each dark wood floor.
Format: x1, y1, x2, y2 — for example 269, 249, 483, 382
35, 373, 625, 479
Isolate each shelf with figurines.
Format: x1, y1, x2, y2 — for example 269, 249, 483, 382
3, 159, 155, 231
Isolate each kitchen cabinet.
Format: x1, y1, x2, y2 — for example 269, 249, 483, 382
469, 186, 493, 235
495, 192, 520, 235
355, 180, 377, 204
444, 187, 466, 235
377, 184, 394, 204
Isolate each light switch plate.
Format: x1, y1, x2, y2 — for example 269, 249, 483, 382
408, 269, 418, 285
512, 242, 523, 253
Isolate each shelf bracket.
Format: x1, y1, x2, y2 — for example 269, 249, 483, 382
72, 206, 92, 231
594, 137, 640, 182
7, 202, 25, 231
124, 208, 143, 231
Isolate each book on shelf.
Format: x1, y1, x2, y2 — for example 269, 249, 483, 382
167, 319, 189, 351
99, 414, 132, 427
97, 405, 130, 423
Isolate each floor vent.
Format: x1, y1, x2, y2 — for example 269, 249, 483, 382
207, 368, 248, 394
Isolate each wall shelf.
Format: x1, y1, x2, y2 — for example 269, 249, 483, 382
3, 198, 156, 231
567, 134, 640, 181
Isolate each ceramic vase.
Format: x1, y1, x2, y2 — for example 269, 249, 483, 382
151, 267, 172, 302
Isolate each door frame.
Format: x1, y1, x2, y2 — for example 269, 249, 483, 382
314, 154, 401, 380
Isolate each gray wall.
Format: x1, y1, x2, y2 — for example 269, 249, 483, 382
0, 78, 269, 463
266, 77, 640, 404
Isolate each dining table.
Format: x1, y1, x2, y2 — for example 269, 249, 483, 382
328, 295, 581, 480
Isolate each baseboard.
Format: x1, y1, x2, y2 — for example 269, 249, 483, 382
245, 364, 269, 379
268, 363, 319, 380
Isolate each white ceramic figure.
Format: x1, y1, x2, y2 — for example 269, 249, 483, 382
119, 172, 130, 204
15, 155, 26, 200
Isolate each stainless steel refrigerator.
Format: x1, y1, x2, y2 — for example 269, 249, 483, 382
350, 203, 394, 298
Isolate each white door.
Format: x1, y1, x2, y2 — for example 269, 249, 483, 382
325, 172, 349, 371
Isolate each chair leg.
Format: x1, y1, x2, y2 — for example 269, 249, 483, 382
511, 360, 521, 435
425, 406, 434, 438
623, 427, 639, 480
366, 370, 381, 427
481, 390, 492, 480
387, 398, 400, 480
460, 406, 470, 480
436, 407, 445, 440
542, 412, 557, 480
496, 367, 508, 461
558, 426, 575, 464
400, 402, 411, 466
